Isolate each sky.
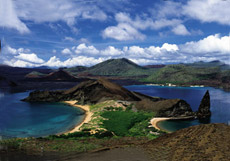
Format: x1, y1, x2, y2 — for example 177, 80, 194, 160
0, 0, 229, 68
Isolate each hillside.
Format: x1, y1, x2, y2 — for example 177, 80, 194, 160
143, 64, 221, 84
186, 60, 230, 70
145, 123, 230, 161
69, 58, 156, 77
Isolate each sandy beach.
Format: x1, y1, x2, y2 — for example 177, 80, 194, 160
150, 117, 170, 131
63, 100, 93, 134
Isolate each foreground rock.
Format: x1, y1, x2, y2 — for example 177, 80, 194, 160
197, 90, 211, 119
145, 123, 230, 161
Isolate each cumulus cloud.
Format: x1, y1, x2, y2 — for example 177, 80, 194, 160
181, 34, 230, 55
0, 0, 29, 33
61, 48, 72, 55
74, 44, 100, 55
4, 59, 38, 68
172, 24, 190, 36
43, 56, 106, 68
15, 53, 45, 63
2, 34, 229, 67
102, 23, 146, 41
102, 12, 190, 41
183, 0, 230, 25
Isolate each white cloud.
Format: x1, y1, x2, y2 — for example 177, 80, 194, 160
2, 34, 229, 67
172, 24, 191, 36
181, 34, 230, 55
64, 37, 76, 42
43, 56, 105, 68
0, 0, 29, 33
102, 23, 146, 41
4, 59, 38, 67
74, 43, 100, 55
102, 12, 188, 40
15, 53, 45, 63
0, 0, 108, 33
61, 48, 72, 55
101, 46, 123, 56
183, 0, 230, 25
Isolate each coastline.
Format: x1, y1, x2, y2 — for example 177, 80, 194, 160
150, 118, 171, 132
63, 100, 93, 134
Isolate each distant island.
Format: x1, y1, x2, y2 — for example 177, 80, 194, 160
0, 58, 229, 92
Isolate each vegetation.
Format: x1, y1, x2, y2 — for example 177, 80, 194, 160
101, 110, 155, 137
66, 58, 158, 77
142, 64, 221, 84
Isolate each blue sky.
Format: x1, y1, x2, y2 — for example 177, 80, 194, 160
0, 0, 229, 68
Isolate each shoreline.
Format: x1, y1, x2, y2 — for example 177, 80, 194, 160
63, 100, 93, 134
150, 118, 171, 132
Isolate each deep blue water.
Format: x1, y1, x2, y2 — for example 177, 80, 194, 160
125, 85, 230, 132
0, 91, 84, 139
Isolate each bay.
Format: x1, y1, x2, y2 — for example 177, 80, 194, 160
0, 91, 84, 139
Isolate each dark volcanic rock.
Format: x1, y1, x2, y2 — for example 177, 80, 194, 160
22, 78, 141, 104
197, 90, 211, 119
135, 98, 194, 117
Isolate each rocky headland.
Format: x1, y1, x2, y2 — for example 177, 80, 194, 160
22, 78, 211, 119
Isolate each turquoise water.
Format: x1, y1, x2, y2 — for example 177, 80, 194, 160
0, 91, 84, 139
125, 85, 230, 132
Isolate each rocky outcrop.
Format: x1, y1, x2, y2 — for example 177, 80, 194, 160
155, 99, 194, 117
22, 78, 141, 104
135, 98, 194, 117
197, 90, 211, 119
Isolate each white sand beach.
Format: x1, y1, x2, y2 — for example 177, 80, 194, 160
64, 100, 93, 134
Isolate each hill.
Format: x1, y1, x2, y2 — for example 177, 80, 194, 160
145, 123, 230, 161
41, 70, 78, 81
25, 71, 47, 78
186, 60, 230, 70
143, 64, 221, 84
69, 58, 156, 77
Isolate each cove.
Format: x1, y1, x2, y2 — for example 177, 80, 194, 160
0, 91, 85, 139
125, 85, 230, 132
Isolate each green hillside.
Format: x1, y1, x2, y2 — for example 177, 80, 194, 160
143, 64, 221, 84
65, 66, 88, 75
68, 58, 157, 77
185, 60, 230, 70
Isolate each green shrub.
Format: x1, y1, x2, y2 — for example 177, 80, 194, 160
101, 111, 154, 136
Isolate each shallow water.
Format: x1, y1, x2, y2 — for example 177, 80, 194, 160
0, 91, 84, 139
125, 85, 230, 132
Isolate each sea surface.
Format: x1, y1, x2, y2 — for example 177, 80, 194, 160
125, 85, 230, 132
0, 91, 84, 139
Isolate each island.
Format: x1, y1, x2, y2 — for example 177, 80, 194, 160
22, 78, 211, 134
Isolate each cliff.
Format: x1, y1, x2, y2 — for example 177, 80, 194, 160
197, 90, 211, 119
